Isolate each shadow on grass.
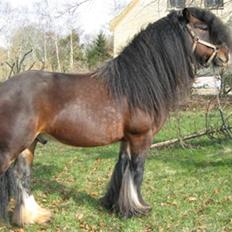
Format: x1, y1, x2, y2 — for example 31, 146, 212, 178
39, 141, 119, 160
80, 144, 119, 160
32, 163, 62, 180
32, 164, 105, 212
34, 180, 107, 215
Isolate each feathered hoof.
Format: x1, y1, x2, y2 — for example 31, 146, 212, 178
141, 202, 152, 212
12, 205, 51, 226
120, 205, 152, 219
99, 196, 114, 211
12, 195, 51, 226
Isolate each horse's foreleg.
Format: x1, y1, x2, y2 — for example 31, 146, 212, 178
116, 132, 152, 218
130, 154, 151, 209
11, 141, 51, 226
101, 141, 129, 210
102, 131, 152, 218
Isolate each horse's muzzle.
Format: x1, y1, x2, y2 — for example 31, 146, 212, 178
213, 55, 229, 67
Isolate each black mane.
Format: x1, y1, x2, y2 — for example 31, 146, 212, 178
98, 8, 231, 119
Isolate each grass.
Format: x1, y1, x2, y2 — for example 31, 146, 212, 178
1, 109, 232, 232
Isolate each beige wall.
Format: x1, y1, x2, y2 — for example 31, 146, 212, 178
112, 0, 232, 56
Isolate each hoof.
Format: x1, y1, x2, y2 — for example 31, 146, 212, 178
142, 202, 152, 212
12, 195, 51, 226
120, 205, 152, 218
100, 195, 115, 211
100, 193, 152, 217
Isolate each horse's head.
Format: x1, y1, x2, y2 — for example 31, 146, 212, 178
182, 8, 231, 67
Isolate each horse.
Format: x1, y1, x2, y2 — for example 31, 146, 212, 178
0, 7, 231, 226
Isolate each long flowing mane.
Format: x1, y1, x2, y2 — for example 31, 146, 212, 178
98, 8, 231, 118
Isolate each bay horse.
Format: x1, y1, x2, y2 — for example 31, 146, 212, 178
0, 8, 231, 226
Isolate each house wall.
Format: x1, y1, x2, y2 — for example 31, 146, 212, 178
112, 0, 232, 56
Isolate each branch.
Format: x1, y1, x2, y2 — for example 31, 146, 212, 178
5, 61, 14, 69
28, 61, 36, 71
18, 49, 33, 72
5, 61, 15, 79
150, 126, 232, 149
224, 88, 232, 95
60, 0, 92, 16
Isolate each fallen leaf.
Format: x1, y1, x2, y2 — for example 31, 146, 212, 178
187, 196, 197, 203
223, 196, 232, 202
204, 198, 214, 205
76, 212, 84, 221
160, 201, 177, 207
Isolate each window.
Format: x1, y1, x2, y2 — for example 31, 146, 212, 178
169, 0, 186, 9
204, 0, 224, 9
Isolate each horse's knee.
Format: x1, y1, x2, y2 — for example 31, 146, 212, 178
127, 130, 153, 155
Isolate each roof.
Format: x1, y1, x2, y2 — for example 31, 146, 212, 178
110, 0, 140, 31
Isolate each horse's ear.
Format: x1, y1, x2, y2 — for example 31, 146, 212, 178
182, 8, 190, 22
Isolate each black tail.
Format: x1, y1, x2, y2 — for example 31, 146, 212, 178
0, 170, 10, 223
0, 165, 17, 224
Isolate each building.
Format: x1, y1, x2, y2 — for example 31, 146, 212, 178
192, 76, 221, 95
110, 0, 232, 56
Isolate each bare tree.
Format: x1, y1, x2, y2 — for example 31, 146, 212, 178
5, 49, 34, 78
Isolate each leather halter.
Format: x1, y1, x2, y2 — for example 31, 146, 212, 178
186, 24, 219, 66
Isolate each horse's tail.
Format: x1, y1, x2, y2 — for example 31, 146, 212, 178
0, 165, 16, 224
0, 168, 11, 222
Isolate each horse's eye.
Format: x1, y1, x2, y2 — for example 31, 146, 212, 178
195, 24, 208, 31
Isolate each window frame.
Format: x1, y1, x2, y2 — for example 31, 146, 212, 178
204, 0, 224, 9
168, 0, 186, 9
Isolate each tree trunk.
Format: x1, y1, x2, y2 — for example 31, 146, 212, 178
70, 30, 74, 71
54, 35, 61, 72
44, 33, 47, 69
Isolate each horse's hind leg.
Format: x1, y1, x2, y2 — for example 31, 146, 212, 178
11, 141, 51, 226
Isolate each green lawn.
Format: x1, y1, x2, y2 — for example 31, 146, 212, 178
1, 110, 232, 232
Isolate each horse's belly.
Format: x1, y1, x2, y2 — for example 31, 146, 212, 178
47, 112, 124, 147
49, 125, 123, 147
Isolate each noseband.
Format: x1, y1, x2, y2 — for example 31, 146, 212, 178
186, 24, 219, 66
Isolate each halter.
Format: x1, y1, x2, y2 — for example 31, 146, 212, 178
186, 24, 219, 66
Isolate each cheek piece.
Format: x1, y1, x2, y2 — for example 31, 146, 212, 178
186, 24, 219, 66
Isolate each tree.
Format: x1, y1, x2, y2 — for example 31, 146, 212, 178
86, 32, 112, 69
4, 25, 46, 77
59, 30, 84, 72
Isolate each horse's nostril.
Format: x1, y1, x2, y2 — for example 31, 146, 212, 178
214, 56, 228, 67
222, 57, 228, 63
